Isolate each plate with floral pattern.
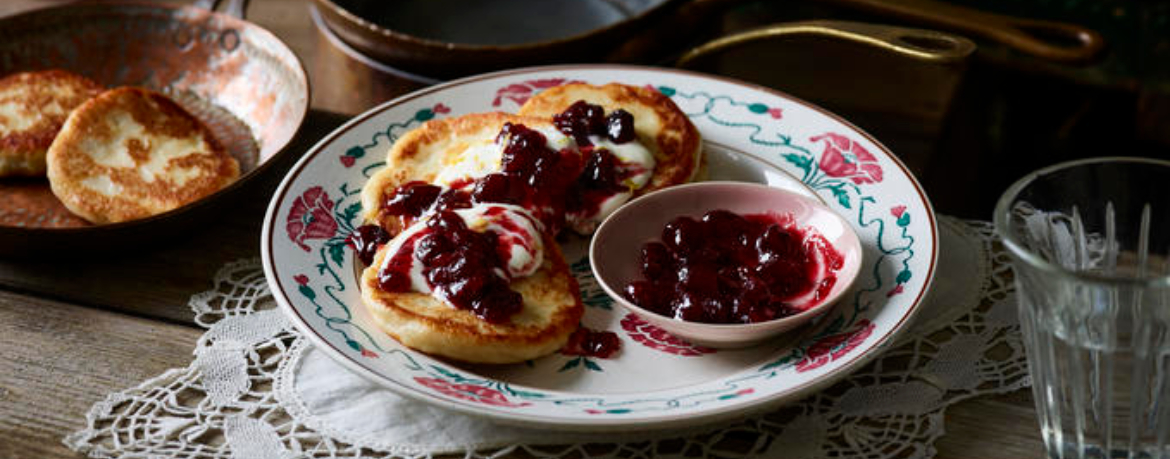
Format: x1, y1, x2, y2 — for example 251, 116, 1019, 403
262, 65, 938, 431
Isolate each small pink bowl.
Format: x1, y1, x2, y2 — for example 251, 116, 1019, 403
590, 181, 864, 348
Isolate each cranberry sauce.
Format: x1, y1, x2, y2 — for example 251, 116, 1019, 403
381, 180, 472, 229
553, 100, 636, 146
566, 148, 628, 219
347, 224, 391, 266
490, 122, 582, 231
382, 181, 441, 217
561, 327, 622, 358
378, 210, 523, 323
376, 231, 421, 293
501, 117, 641, 230
553, 101, 643, 223
624, 210, 845, 324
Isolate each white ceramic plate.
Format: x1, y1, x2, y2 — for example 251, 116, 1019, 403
262, 65, 939, 431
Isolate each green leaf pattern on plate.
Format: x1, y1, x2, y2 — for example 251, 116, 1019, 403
284, 84, 920, 413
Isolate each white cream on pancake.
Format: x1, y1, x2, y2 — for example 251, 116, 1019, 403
433, 124, 575, 188
379, 217, 431, 292
456, 203, 545, 278
563, 135, 656, 235
566, 191, 629, 235
589, 135, 655, 188
378, 202, 545, 299
427, 120, 656, 235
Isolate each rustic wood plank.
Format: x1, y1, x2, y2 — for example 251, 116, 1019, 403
245, 0, 316, 70
0, 0, 71, 18
936, 390, 1046, 458
0, 290, 201, 459
0, 110, 347, 323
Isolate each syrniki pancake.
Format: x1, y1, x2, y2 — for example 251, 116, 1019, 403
357, 82, 703, 364
361, 228, 584, 364
360, 112, 563, 233
518, 82, 703, 194
46, 87, 239, 224
0, 70, 103, 176
359, 112, 584, 363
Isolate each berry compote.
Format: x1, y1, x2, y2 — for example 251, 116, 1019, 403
362, 99, 653, 324
378, 102, 645, 235
347, 224, 391, 266
553, 100, 636, 147
624, 210, 844, 324
381, 181, 470, 229
382, 181, 442, 217
560, 327, 622, 358
553, 101, 646, 232
376, 209, 525, 324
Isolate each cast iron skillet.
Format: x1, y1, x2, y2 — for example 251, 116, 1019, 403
0, 0, 309, 258
314, 0, 1103, 81
312, 0, 736, 79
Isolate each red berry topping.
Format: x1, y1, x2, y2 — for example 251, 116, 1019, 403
623, 210, 842, 324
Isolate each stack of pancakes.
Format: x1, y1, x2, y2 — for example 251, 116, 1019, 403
359, 83, 702, 363
0, 70, 239, 224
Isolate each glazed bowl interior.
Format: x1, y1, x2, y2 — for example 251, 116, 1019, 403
590, 181, 864, 348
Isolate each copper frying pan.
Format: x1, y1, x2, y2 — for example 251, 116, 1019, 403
0, 0, 309, 257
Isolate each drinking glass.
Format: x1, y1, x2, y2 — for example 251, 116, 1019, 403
995, 157, 1170, 459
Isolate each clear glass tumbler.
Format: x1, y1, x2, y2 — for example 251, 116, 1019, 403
995, 157, 1170, 459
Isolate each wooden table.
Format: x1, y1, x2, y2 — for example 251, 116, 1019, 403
0, 1, 1045, 457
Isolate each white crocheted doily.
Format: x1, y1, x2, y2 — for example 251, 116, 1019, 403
65, 216, 1027, 458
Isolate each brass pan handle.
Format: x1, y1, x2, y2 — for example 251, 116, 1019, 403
816, 0, 1105, 64
676, 20, 976, 67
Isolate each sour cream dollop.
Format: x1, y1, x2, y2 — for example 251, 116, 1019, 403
433, 126, 575, 189
564, 135, 656, 235
379, 203, 545, 295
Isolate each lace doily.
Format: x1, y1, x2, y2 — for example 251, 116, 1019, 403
65, 216, 1027, 458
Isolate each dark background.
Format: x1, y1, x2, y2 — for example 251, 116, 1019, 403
702, 0, 1170, 220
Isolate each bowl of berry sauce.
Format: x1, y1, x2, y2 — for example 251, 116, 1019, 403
590, 181, 863, 348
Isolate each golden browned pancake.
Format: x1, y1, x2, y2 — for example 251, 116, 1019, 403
0, 70, 103, 176
360, 112, 561, 233
517, 82, 702, 195
361, 230, 583, 364
359, 112, 582, 363
45, 87, 239, 224
357, 85, 701, 363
